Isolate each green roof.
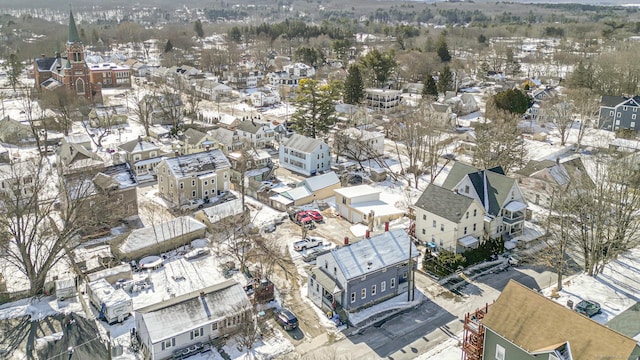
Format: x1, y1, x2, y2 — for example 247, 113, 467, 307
68, 9, 80, 43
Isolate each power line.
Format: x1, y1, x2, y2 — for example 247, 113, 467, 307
46, 335, 106, 360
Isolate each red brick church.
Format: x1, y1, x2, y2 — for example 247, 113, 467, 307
34, 10, 117, 102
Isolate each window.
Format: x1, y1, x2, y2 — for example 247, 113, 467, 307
192, 190, 196, 197
432, 220, 436, 228
617, 112, 621, 118
179, 182, 184, 189
190, 327, 203, 339
423, 214, 426, 220
633, 122, 637, 128
192, 180, 196, 186
333, 267, 337, 276
390, 278, 395, 288
204, 181, 208, 186
342, 197, 346, 204
422, 229, 426, 235
473, 209, 477, 217
440, 224, 444, 232
161, 338, 175, 350
465, 212, 469, 219
211, 322, 218, 331
351, 293, 356, 303
610, 110, 614, 116
361, 288, 366, 299
624, 106, 628, 111
324, 261, 328, 270
473, 223, 477, 231
371, 285, 376, 296
381, 281, 386, 292
464, 227, 468, 235
495, 344, 505, 360
464, 185, 469, 193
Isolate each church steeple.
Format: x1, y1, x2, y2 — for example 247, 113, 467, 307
68, 9, 80, 43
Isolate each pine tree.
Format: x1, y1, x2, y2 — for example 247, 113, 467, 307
7, 53, 23, 91
291, 79, 340, 139
422, 75, 438, 100
436, 33, 451, 62
164, 39, 173, 53
344, 65, 365, 105
437, 65, 453, 94
194, 20, 204, 38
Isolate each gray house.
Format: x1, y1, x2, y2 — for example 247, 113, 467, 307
598, 95, 640, 132
463, 280, 640, 360
307, 229, 418, 314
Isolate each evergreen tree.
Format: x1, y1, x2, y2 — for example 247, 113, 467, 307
422, 75, 438, 100
437, 65, 454, 94
360, 49, 396, 87
487, 89, 532, 116
194, 20, 204, 38
436, 33, 451, 62
6, 54, 23, 91
164, 39, 173, 53
344, 65, 365, 105
291, 79, 340, 139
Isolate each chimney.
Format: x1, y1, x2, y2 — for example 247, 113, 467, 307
365, 230, 370, 239
344, 237, 349, 245
41, 53, 45, 58
556, 157, 560, 165
384, 222, 389, 232
138, 135, 142, 144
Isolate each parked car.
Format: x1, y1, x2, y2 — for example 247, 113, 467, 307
304, 210, 324, 223
294, 237, 323, 251
184, 248, 210, 260
180, 199, 204, 211
302, 248, 331, 262
277, 309, 299, 330
575, 300, 602, 317
262, 223, 276, 233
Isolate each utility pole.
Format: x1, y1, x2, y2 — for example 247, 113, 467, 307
407, 232, 415, 302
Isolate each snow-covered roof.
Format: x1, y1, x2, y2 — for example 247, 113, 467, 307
162, 150, 230, 179
87, 278, 131, 307
281, 186, 312, 201
199, 198, 244, 224
283, 134, 327, 154
119, 217, 206, 254
334, 184, 380, 199
86, 264, 132, 284
342, 128, 384, 141
137, 280, 250, 343
326, 229, 418, 280
350, 200, 405, 217
300, 171, 340, 192
118, 138, 160, 154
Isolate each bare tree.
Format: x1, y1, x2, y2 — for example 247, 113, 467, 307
128, 87, 155, 137
566, 88, 599, 150
82, 106, 122, 149
40, 90, 85, 136
230, 304, 259, 355
212, 214, 253, 272
473, 110, 527, 174
0, 158, 104, 296
392, 103, 451, 188
568, 154, 640, 276
541, 94, 574, 146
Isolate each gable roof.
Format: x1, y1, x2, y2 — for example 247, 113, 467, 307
299, 171, 340, 192
334, 184, 380, 199
236, 120, 268, 134
600, 95, 627, 108
414, 184, 478, 223
329, 229, 418, 280
118, 138, 160, 153
137, 280, 250, 343
516, 159, 556, 177
482, 280, 640, 360
442, 162, 515, 216
284, 134, 327, 154
35, 57, 57, 72
183, 128, 208, 145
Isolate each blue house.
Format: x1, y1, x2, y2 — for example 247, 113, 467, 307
598, 95, 640, 132
307, 229, 418, 314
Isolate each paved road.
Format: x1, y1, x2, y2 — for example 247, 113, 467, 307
298, 263, 559, 360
